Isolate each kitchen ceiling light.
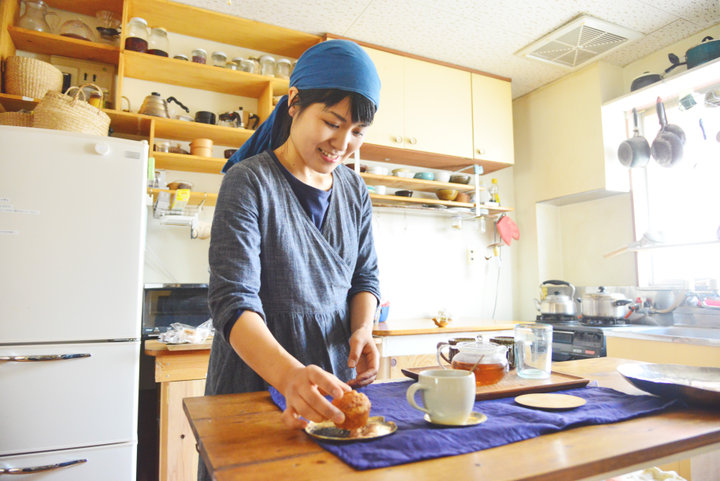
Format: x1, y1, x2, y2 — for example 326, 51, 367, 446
516, 14, 642, 69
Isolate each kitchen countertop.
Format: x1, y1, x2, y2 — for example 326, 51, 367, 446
372, 320, 517, 336
604, 325, 720, 347
183, 357, 720, 481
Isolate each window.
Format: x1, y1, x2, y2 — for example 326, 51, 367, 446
631, 96, 720, 287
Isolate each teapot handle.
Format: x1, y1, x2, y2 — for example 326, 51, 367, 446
436, 342, 452, 368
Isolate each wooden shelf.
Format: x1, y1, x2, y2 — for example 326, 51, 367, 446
127, 0, 321, 59
105, 109, 153, 136
360, 172, 477, 192
370, 193, 511, 215
148, 188, 217, 206
359, 142, 511, 174
153, 152, 226, 173
46, 0, 123, 17
153, 116, 253, 146
8, 26, 120, 64
0, 92, 38, 110
122, 51, 288, 97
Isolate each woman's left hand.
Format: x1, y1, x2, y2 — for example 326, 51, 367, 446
347, 329, 379, 387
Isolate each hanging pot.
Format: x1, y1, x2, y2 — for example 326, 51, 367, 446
651, 97, 685, 167
617, 108, 650, 168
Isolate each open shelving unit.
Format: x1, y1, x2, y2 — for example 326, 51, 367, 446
0, 0, 515, 216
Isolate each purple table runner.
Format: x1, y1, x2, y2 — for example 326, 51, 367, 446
269, 380, 683, 470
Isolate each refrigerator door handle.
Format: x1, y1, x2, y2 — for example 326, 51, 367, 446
0, 353, 91, 362
0, 458, 87, 474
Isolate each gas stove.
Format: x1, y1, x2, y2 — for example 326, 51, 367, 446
535, 314, 631, 361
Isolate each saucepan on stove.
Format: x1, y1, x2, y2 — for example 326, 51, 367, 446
579, 287, 633, 320
536, 280, 576, 316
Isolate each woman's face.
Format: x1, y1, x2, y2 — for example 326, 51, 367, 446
287, 93, 369, 176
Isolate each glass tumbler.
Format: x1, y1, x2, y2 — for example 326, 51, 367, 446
514, 323, 553, 379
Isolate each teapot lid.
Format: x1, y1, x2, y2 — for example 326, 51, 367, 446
456, 341, 507, 355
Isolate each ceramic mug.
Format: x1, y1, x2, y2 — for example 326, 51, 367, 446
406, 369, 475, 425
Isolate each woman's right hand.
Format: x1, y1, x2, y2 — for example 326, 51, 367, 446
279, 364, 352, 429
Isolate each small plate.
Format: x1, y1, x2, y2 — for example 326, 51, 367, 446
514, 393, 586, 410
305, 416, 397, 442
424, 411, 487, 427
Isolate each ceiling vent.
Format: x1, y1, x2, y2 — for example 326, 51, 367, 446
516, 15, 642, 69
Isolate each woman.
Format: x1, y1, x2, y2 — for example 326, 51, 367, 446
204, 39, 382, 433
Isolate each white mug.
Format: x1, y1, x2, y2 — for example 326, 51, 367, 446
406, 369, 475, 425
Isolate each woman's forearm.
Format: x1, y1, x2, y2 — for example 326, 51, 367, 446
227, 310, 304, 392
349, 291, 378, 334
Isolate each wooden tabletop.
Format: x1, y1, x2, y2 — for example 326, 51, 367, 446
183, 358, 720, 481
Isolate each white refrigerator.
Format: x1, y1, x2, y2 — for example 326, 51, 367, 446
0, 126, 147, 479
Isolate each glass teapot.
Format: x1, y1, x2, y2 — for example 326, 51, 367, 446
437, 341, 509, 386
18, 1, 59, 33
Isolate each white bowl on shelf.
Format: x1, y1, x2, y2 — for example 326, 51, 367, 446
434, 172, 450, 183
367, 166, 389, 175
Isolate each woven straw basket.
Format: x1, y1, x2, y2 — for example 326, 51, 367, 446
34, 84, 110, 136
0, 111, 33, 127
5, 56, 63, 99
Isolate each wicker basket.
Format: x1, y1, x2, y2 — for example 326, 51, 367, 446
5, 56, 63, 99
0, 111, 33, 127
34, 84, 110, 136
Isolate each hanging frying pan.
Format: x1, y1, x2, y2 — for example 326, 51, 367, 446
617, 108, 650, 168
651, 98, 685, 167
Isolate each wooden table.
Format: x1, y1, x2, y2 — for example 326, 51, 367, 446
183, 358, 720, 481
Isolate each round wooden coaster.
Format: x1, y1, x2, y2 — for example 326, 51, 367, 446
514, 393, 587, 410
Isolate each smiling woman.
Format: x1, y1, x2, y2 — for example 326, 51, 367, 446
201, 39, 383, 481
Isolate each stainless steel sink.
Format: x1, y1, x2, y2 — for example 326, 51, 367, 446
629, 326, 720, 340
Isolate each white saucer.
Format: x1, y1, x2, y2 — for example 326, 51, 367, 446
424, 411, 487, 427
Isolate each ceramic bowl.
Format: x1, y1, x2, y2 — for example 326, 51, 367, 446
436, 189, 458, 201
367, 185, 377, 193
167, 181, 193, 190
392, 168, 414, 178
394, 190, 413, 197
434, 172, 451, 183
375, 185, 387, 195
367, 166, 389, 176
455, 192, 470, 203
450, 174, 471, 184
414, 171, 434, 181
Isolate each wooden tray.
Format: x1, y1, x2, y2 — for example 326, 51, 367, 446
401, 366, 590, 401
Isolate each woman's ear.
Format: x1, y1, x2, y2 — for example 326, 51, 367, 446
287, 87, 299, 117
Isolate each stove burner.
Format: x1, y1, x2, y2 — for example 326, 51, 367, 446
536, 313, 580, 325
580, 316, 627, 326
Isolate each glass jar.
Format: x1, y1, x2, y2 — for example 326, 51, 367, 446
231, 56, 244, 69
437, 341, 509, 386
275, 58, 291, 79
259, 55, 276, 77
239, 58, 255, 73
191, 48, 207, 64
247, 56, 261, 74
211, 51, 227, 67
124, 17, 149, 53
173, 54, 188, 61
148, 27, 169, 57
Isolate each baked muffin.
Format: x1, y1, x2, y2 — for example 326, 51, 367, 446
332, 390, 371, 430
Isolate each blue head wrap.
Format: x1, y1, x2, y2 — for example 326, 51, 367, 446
222, 39, 381, 172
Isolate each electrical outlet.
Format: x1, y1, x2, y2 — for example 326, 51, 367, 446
466, 248, 477, 264
77, 65, 113, 91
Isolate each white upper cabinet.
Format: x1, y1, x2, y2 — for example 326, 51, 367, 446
472, 73, 514, 164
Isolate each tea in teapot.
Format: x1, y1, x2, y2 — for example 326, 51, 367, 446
437, 341, 508, 386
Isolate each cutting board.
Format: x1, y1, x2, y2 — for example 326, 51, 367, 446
401, 366, 590, 401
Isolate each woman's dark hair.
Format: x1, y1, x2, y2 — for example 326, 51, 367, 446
272, 89, 377, 148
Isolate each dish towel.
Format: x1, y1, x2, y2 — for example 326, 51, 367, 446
269, 381, 684, 470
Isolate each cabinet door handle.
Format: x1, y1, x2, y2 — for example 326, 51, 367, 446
0, 353, 91, 362
392, 135, 403, 144
0, 458, 87, 474
406, 137, 417, 145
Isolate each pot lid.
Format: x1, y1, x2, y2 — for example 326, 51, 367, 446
583, 287, 628, 301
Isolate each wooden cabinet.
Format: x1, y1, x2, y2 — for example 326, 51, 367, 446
145, 341, 211, 481
364, 47, 473, 159
472, 73, 514, 164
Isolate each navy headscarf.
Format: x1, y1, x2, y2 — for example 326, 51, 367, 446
222, 39, 381, 172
